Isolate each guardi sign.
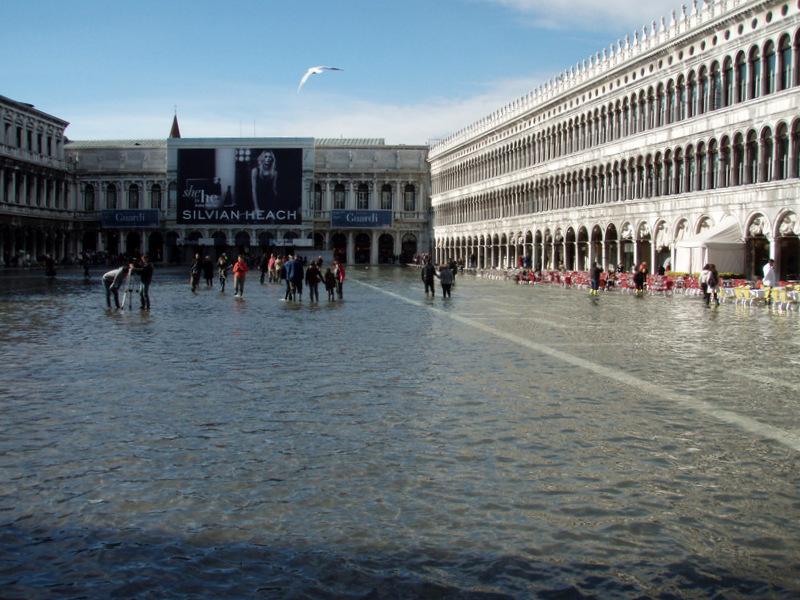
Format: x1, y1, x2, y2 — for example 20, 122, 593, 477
331, 210, 393, 228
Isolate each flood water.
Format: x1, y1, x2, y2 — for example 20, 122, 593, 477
1, 265, 800, 599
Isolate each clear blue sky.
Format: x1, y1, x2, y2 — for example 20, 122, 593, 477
2, 0, 685, 144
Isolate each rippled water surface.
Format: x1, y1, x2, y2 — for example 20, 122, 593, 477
1, 266, 800, 599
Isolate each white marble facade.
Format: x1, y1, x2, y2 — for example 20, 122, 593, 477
428, 0, 800, 279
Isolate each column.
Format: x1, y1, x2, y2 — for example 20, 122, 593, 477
347, 231, 355, 264
650, 244, 657, 274
370, 230, 379, 264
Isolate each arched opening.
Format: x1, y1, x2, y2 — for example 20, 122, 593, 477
354, 232, 370, 264
331, 232, 347, 263
400, 233, 417, 263
147, 232, 164, 262
378, 233, 394, 263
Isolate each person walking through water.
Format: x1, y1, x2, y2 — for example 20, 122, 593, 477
102, 264, 129, 309
232, 254, 249, 298
421, 258, 436, 297
285, 254, 304, 301
202, 256, 214, 288
762, 258, 777, 306
438, 263, 454, 298
259, 252, 270, 284
305, 260, 321, 302
324, 268, 337, 301
217, 254, 229, 292
633, 263, 647, 296
589, 262, 602, 295
190, 253, 201, 293
131, 253, 153, 310
333, 259, 345, 300
707, 264, 720, 306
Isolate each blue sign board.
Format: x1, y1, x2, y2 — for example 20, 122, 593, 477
331, 210, 393, 229
102, 209, 160, 228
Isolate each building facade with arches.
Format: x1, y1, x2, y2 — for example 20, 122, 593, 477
0, 95, 72, 265
2, 129, 429, 266
428, 0, 800, 281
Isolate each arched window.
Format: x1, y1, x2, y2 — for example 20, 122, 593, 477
333, 183, 346, 209
403, 184, 416, 211
84, 184, 95, 211
709, 140, 719, 189
677, 75, 688, 121
312, 183, 323, 210
356, 183, 369, 209
663, 151, 673, 195
761, 128, 774, 182
380, 184, 392, 210
666, 80, 676, 123
696, 143, 707, 191
732, 134, 745, 186
697, 67, 707, 115
723, 57, 735, 106
779, 35, 793, 90
792, 120, 800, 178
749, 46, 762, 99
674, 148, 685, 194
764, 41, 777, 95
150, 183, 162, 210
776, 124, 790, 180
128, 183, 140, 210
106, 183, 117, 209
746, 131, 759, 184
720, 136, 731, 188
736, 52, 748, 103
710, 62, 722, 110
656, 84, 666, 127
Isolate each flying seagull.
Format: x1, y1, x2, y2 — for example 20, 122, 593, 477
297, 66, 343, 93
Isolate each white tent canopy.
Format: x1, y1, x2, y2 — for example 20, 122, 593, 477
674, 216, 745, 274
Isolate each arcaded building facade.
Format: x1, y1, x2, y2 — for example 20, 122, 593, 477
63, 138, 429, 265
429, 0, 800, 279
1, 117, 429, 265
0, 95, 72, 264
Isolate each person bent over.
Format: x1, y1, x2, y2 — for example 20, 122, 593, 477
102, 265, 129, 309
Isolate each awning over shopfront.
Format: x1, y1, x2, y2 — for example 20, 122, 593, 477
675, 216, 744, 274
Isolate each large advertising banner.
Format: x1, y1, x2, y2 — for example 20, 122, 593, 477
177, 147, 302, 225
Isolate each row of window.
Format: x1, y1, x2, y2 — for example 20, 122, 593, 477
83, 183, 163, 211
311, 182, 419, 212
434, 28, 800, 194
1, 122, 61, 158
1, 168, 68, 209
434, 119, 800, 225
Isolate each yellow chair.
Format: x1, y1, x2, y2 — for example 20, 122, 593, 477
771, 288, 788, 311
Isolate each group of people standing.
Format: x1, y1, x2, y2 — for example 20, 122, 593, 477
190, 252, 345, 302
101, 253, 153, 310
420, 256, 457, 298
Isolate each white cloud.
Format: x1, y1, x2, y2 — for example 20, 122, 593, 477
62, 76, 544, 146
481, 0, 688, 33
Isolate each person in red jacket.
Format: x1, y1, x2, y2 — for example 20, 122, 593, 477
333, 259, 345, 299
232, 254, 249, 298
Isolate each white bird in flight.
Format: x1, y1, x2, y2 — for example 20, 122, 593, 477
297, 66, 343, 93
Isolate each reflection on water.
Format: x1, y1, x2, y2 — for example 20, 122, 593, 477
1, 266, 799, 598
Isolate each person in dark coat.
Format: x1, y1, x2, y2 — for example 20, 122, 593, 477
421, 259, 436, 297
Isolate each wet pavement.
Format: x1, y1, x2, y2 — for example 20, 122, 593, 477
1, 265, 799, 598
